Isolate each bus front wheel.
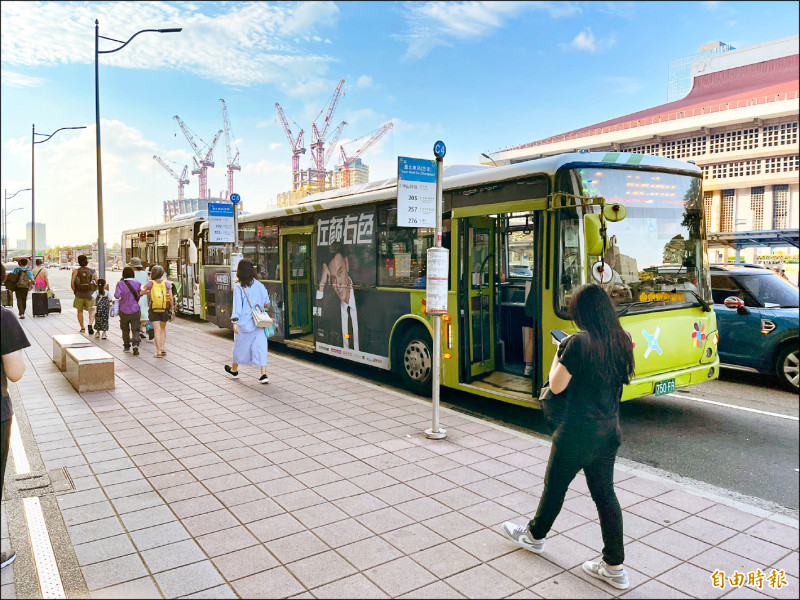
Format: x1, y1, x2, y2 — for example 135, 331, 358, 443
398, 327, 433, 396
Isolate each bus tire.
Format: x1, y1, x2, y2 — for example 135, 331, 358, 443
398, 326, 433, 396
774, 344, 799, 392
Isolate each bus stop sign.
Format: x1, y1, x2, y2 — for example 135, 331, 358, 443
230, 193, 241, 204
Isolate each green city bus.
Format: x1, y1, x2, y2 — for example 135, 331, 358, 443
130, 152, 720, 407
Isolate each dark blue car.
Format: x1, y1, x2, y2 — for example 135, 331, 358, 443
711, 265, 799, 392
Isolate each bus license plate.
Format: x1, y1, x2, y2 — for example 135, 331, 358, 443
654, 379, 675, 396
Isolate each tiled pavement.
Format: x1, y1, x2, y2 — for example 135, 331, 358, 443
1, 306, 798, 599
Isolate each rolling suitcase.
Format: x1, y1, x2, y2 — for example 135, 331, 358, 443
48, 296, 62, 314
1, 288, 11, 307
32, 291, 49, 317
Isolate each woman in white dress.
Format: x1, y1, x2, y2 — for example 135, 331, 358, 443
225, 260, 270, 384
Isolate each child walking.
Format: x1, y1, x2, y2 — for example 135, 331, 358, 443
94, 279, 110, 339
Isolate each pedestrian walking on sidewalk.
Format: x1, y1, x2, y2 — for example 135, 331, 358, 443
225, 260, 270, 384
1, 263, 31, 570
130, 258, 153, 342
115, 267, 142, 355
501, 284, 635, 590
9, 258, 33, 319
93, 278, 110, 339
71, 254, 98, 334
32, 258, 50, 293
140, 265, 174, 358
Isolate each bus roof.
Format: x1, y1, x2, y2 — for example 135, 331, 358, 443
198, 151, 701, 230
121, 214, 205, 236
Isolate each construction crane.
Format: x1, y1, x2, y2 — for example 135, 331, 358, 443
173, 115, 222, 199
310, 79, 345, 174
338, 121, 393, 187
220, 99, 240, 200
153, 155, 190, 200
323, 121, 347, 169
275, 102, 305, 190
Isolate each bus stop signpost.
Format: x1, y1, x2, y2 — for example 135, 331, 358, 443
229, 194, 242, 275
398, 142, 448, 440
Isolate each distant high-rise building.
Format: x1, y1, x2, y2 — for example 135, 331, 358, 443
26, 222, 46, 255
667, 41, 735, 102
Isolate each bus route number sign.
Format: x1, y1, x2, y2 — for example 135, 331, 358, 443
397, 156, 436, 228
208, 202, 235, 243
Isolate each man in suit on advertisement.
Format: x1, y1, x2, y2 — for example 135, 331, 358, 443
315, 247, 368, 353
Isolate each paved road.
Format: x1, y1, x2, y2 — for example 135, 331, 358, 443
44, 268, 800, 512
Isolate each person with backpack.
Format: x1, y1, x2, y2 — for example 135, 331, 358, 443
32, 258, 50, 294
9, 258, 33, 319
501, 284, 636, 591
139, 265, 174, 358
115, 267, 142, 355
71, 254, 98, 334
93, 278, 110, 339
129, 258, 153, 342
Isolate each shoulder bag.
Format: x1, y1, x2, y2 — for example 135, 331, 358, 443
242, 285, 273, 328
539, 383, 566, 433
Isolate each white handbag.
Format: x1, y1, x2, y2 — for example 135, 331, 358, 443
242, 286, 273, 328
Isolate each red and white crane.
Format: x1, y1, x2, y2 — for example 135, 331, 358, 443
323, 120, 347, 170
310, 79, 345, 175
153, 155, 190, 200
220, 99, 240, 200
338, 121, 393, 187
275, 102, 305, 190
173, 115, 222, 199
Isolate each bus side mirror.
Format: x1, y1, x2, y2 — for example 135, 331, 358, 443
603, 203, 627, 222
584, 213, 605, 256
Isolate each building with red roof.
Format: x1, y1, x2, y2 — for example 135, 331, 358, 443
484, 36, 799, 265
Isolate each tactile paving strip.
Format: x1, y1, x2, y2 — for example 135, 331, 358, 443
23, 490, 67, 598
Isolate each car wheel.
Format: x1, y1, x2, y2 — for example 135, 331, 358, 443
398, 326, 433, 396
775, 345, 799, 392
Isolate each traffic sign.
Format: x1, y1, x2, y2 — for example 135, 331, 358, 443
230, 193, 241, 204
397, 157, 437, 228
433, 140, 446, 159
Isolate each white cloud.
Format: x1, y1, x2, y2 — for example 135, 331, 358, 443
356, 75, 373, 88
269, 142, 283, 151
396, 1, 581, 59
0, 1, 340, 94
1, 70, 47, 88
702, 1, 722, 9
561, 28, 617, 53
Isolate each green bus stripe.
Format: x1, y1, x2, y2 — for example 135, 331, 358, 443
627, 154, 644, 164
602, 152, 620, 163
284, 209, 293, 215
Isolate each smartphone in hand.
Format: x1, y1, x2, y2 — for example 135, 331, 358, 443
551, 329, 568, 344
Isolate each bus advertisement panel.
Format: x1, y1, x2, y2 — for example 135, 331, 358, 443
313, 207, 410, 368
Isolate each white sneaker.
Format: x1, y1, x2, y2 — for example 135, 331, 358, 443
582, 560, 629, 589
500, 522, 545, 553
523, 364, 533, 377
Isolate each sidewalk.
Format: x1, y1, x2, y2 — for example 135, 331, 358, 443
2, 305, 797, 599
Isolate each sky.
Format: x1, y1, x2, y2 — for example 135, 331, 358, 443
1, 1, 798, 248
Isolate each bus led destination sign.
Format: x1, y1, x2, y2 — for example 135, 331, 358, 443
397, 156, 437, 228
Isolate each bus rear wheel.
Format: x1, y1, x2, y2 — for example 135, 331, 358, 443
398, 327, 433, 396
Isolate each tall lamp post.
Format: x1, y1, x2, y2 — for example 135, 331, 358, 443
95, 19, 181, 280
32, 125, 86, 270
3, 188, 30, 262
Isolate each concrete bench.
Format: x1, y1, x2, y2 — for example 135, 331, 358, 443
52, 334, 94, 372
65, 346, 115, 393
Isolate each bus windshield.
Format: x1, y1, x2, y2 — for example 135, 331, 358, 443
557, 167, 711, 315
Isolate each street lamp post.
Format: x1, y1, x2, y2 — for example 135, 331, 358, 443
32, 125, 86, 271
3, 188, 30, 262
95, 19, 181, 280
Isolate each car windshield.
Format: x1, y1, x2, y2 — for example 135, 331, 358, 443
509, 265, 532, 277
736, 273, 799, 308
557, 167, 711, 315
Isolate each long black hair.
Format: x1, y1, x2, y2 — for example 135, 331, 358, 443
237, 260, 257, 288
568, 284, 635, 385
